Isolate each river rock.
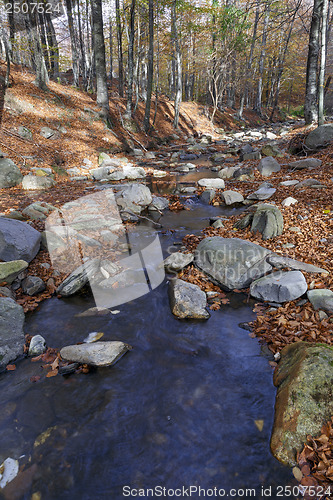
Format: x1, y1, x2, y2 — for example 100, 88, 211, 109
0, 260, 28, 284
305, 123, 333, 150
282, 197, 297, 207
28, 335, 46, 356
60, 341, 131, 367
56, 259, 100, 297
242, 151, 261, 161
280, 180, 299, 187
250, 270, 307, 303
271, 342, 333, 466
148, 196, 169, 212
294, 178, 324, 189
307, 289, 333, 313
257, 156, 281, 177
247, 182, 276, 201
0, 158, 23, 188
195, 237, 272, 290
0, 218, 41, 262
164, 252, 194, 273
261, 144, 283, 158
200, 189, 216, 204
0, 298, 25, 372
21, 276, 46, 296
218, 166, 240, 179
221, 190, 244, 205
251, 204, 283, 240
288, 158, 322, 169
22, 175, 55, 190
267, 254, 328, 274
169, 279, 209, 319
22, 202, 57, 221
198, 178, 225, 189
116, 183, 152, 215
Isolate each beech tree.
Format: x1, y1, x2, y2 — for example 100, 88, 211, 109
91, 0, 110, 115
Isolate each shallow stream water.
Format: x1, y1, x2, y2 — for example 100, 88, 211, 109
0, 191, 297, 500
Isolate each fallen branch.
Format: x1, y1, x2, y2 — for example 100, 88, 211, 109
122, 209, 162, 228
115, 104, 147, 151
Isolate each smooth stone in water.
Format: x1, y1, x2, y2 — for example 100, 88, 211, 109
164, 252, 194, 273
198, 178, 225, 189
0, 298, 25, 372
168, 278, 209, 319
28, 335, 46, 356
148, 196, 169, 211
200, 189, 215, 204
60, 341, 131, 367
250, 270, 307, 303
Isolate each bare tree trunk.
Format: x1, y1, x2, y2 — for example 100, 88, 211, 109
45, 11, 60, 79
143, 0, 154, 132
124, 0, 136, 119
318, 0, 328, 125
65, 0, 80, 86
254, 1, 270, 116
304, 0, 324, 124
115, 0, 124, 97
27, 2, 49, 90
91, 0, 110, 115
77, 2, 87, 86
171, 0, 181, 129
109, 18, 113, 81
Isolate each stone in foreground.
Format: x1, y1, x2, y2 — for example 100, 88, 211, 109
169, 279, 209, 319
0, 298, 25, 372
251, 204, 283, 240
0, 218, 41, 262
250, 270, 307, 303
305, 123, 333, 150
307, 289, 333, 313
0, 158, 23, 188
271, 342, 333, 466
0, 260, 28, 284
195, 237, 272, 290
60, 341, 131, 367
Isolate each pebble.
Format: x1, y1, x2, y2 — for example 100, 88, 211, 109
29, 335, 46, 356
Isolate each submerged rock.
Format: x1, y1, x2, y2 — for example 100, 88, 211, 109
195, 237, 272, 290
60, 341, 131, 367
250, 270, 307, 303
271, 342, 333, 466
169, 279, 209, 319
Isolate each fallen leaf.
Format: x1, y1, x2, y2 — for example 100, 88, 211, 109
6, 365, 16, 371
254, 420, 264, 432
46, 369, 58, 378
292, 466, 303, 482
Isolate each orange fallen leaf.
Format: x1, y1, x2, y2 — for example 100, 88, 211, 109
46, 369, 58, 378
6, 364, 16, 371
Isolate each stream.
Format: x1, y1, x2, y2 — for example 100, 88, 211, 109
0, 171, 298, 499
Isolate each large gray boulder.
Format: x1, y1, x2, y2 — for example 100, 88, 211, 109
250, 204, 283, 240
169, 279, 209, 319
307, 289, 333, 313
0, 218, 41, 262
0, 297, 25, 372
0, 158, 23, 188
0, 260, 28, 284
198, 178, 225, 189
257, 156, 281, 177
116, 183, 152, 215
271, 342, 333, 466
195, 237, 272, 290
305, 123, 333, 150
250, 270, 307, 303
60, 341, 131, 367
221, 190, 244, 205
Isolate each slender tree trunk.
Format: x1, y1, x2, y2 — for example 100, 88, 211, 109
254, 1, 270, 116
91, 0, 110, 115
77, 2, 87, 86
45, 11, 59, 79
109, 18, 113, 81
27, 3, 49, 90
318, 0, 328, 125
65, 0, 80, 86
124, 0, 136, 119
143, 0, 154, 132
115, 0, 124, 97
7, 0, 15, 61
171, 0, 181, 129
304, 0, 324, 124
